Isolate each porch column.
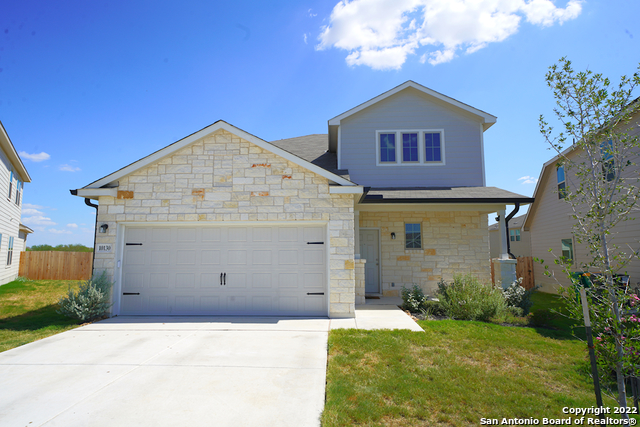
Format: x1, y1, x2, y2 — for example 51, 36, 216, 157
498, 209, 508, 260
354, 210, 360, 259
495, 208, 517, 288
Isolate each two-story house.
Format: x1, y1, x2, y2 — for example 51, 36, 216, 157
0, 121, 32, 285
523, 108, 640, 293
71, 81, 532, 318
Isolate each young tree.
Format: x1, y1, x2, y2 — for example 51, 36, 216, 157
539, 57, 640, 411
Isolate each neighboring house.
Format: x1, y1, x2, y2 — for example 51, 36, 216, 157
523, 109, 640, 293
488, 214, 531, 259
0, 121, 32, 285
71, 81, 532, 318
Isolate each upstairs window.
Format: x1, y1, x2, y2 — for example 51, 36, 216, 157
15, 180, 21, 206
561, 238, 573, 264
510, 229, 521, 242
379, 133, 396, 163
424, 132, 442, 162
6, 236, 13, 266
601, 140, 615, 182
376, 130, 445, 166
557, 165, 566, 199
405, 223, 422, 249
7, 171, 12, 199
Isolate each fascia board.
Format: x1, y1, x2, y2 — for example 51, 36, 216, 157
329, 186, 363, 194
328, 81, 497, 128
0, 122, 31, 182
84, 121, 356, 189
75, 188, 118, 198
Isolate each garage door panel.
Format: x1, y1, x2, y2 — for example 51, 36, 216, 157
121, 224, 328, 316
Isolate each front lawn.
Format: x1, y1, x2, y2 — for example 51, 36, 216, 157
0, 279, 80, 352
322, 292, 617, 426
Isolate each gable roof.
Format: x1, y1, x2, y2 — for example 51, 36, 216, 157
78, 121, 358, 193
0, 121, 31, 183
328, 80, 496, 138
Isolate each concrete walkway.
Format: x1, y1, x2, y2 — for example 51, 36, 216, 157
0, 307, 421, 427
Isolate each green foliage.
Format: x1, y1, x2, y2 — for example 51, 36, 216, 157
422, 299, 446, 317
57, 272, 113, 323
530, 308, 557, 328
502, 279, 537, 316
437, 275, 508, 322
400, 285, 428, 312
27, 244, 93, 252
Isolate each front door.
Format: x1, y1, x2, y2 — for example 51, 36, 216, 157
359, 229, 380, 294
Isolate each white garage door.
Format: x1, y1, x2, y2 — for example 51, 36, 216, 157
120, 225, 327, 316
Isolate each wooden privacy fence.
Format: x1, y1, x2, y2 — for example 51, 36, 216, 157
491, 256, 535, 289
19, 251, 93, 280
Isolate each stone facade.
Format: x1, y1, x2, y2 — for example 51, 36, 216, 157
354, 259, 366, 305
93, 129, 356, 318
359, 210, 490, 296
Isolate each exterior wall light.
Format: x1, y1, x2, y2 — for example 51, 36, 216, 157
391, 232, 396, 239
99, 224, 109, 234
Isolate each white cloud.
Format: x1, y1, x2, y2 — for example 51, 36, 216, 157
23, 203, 45, 209
22, 208, 44, 215
308, 8, 318, 17
518, 175, 539, 184
59, 164, 81, 172
317, 0, 582, 69
23, 215, 57, 226
48, 228, 72, 234
304, 33, 308, 44
19, 151, 50, 162
80, 228, 94, 234
67, 223, 78, 228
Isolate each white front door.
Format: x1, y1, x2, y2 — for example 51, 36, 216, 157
120, 224, 327, 316
359, 229, 380, 294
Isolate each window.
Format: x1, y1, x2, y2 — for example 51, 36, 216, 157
424, 132, 442, 162
7, 171, 12, 199
402, 133, 419, 162
405, 223, 421, 249
6, 236, 14, 266
376, 130, 444, 166
557, 165, 566, 199
379, 133, 396, 163
601, 140, 615, 182
510, 229, 521, 242
561, 238, 573, 264
15, 180, 21, 206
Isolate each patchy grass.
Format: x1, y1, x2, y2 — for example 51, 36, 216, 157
322, 292, 619, 426
0, 279, 81, 352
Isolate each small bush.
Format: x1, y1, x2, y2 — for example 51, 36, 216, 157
58, 272, 113, 323
503, 279, 537, 316
401, 285, 428, 312
422, 300, 446, 317
437, 275, 508, 321
530, 308, 557, 327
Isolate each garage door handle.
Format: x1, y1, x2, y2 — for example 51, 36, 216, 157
307, 292, 324, 295
307, 242, 324, 245
220, 273, 223, 286
123, 292, 140, 295
126, 243, 143, 246
223, 273, 226, 285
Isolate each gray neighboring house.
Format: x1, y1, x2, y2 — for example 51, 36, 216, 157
0, 121, 32, 285
488, 214, 530, 259
71, 81, 532, 318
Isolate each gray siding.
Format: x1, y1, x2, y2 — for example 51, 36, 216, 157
528, 113, 640, 293
339, 88, 485, 187
0, 146, 24, 285
489, 228, 531, 259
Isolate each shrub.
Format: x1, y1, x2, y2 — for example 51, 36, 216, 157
422, 300, 446, 317
530, 308, 557, 327
401, 285, 428, 312
437, 275, 508, 321
502, 279, 537, 316
58, 272, 113, 323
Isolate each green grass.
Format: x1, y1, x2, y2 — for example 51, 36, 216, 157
322, 291, 615, 426
0, 279, 81, 352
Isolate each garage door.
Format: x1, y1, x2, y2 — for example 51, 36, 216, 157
120, 225, 327, 316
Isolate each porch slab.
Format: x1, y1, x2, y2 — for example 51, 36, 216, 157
330, 304, 423, 332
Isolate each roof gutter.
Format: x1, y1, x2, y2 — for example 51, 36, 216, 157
359, 197, 535, 204
504, 203, 520, 259
71, 189, 97, 277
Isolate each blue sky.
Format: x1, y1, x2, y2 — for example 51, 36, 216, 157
1, 0, 638, 247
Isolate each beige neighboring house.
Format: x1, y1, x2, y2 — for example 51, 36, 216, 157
0, 121, 32, 286
71, 81, 532, 318
488, 214, 531, 259
524, 110, 640, 293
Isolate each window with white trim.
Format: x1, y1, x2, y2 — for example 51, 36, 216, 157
405, 223, 422, 249
376, 130, 445, 166
557, 165, 566, 199
7, 236, 14, 266
561, 238, 573, 264
510, 229, 521, 242
8, 171, 12, 199
15, 180, 21, 206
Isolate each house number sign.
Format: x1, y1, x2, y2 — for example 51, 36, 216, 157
96, 244, 113, 253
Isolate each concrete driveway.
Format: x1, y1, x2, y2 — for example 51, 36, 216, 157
0, 317, 330, 427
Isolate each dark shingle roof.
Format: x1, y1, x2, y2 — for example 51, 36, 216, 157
269, 134, 350, 180
362, 187, 534, 204
488, 213, 527, 231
